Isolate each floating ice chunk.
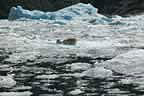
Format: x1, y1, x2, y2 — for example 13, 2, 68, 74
103, 49, 144, 75
81, 67, 112, 78
60, 73, 82, 78
11, 86, 32, 91
0, 91, 32, 96
8, 3, 97, 20
36, 74, 59, 79
8, 3, 112, 24
119, 78, 133, 84
69, 89, 83, 95
70, 63, 91, 71
0, 74, 16, 88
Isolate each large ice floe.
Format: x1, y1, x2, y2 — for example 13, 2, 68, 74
8, 3, 112, 24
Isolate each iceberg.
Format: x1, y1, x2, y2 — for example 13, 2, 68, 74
8, 3, 97, 21
8, 3, 112, 24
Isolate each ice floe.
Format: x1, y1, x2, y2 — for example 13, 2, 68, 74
0, 74, 16, 88
103, 49, 144, 75
69, 89, 84, 95
81, 67, 112, 78
36, 74, 59, 79
0, 91, 32, 96
70, 62, 91, 71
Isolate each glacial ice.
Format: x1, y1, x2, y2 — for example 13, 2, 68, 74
36, 74, 59, 79
103, 49, 144, 76
70, 62, 91, 71
81, 67, 112, 78
2, 2, 144, 95
69, 89, 84, 95
0, 92, 32, 96
8, 3, 112, 24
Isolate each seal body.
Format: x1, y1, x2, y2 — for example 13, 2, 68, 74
56, 38, 77, 45
1, 0, 144, 18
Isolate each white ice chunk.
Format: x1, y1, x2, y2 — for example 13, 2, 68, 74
0, 74, 16, 88
70, 62, 91, 71
69, 89, 83, 95
36, 74, 59, 79
0, 92, 32, 96
81, 67, 112, 78
104, 49, 144, 75
8, 3, 112, 24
